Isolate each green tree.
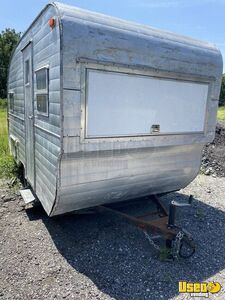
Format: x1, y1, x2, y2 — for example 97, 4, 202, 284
219, 74, 225, 106
0, 28, 21, 98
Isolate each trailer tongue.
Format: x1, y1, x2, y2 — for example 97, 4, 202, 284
98, 195, 195, 260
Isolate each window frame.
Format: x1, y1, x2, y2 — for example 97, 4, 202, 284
8, 91, 14, 112
35, 66, 49, 117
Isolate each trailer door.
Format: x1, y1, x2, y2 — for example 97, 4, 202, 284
22, 43, 35, 187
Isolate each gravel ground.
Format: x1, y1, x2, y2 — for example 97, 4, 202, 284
202, 122, 225, 176
0, 175, 225, 300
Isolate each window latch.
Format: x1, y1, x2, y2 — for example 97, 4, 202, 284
151, 124, 160, 133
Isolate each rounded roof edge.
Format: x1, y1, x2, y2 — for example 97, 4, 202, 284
7, 3, 59, 90
9, 2, 61, 59
53, 1, 220, 55
18, 3, 58, 49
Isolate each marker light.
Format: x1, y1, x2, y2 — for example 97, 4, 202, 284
48, 18, 55, 29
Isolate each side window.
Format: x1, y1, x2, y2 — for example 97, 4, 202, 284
9, 92, 14, 112
25, 60, 30, 84
35, 67, 49, 116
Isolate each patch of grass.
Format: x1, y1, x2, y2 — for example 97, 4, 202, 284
0, 108, 9, 155
0, 98, 7, 109
0, 157, 17, 178
0, 108, 17, 178
217, 106, 225, 122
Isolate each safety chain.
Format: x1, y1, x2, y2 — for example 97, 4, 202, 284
171, 229, 195, 260
143, 230, 161, 251
143, 228, 195, 260
171, 230, 185, 260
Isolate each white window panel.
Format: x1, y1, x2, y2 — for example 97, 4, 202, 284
86, 69, 208, 137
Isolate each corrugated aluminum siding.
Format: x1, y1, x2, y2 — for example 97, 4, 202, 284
8, 4, 61, 214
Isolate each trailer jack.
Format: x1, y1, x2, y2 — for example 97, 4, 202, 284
98, 195, 195, 260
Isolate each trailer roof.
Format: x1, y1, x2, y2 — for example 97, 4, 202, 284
53, 1, 218, 53
16, 1, 220, 57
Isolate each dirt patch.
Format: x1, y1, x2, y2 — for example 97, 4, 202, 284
202, 122, 225, 177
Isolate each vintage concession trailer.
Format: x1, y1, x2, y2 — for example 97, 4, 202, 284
8, 2, 223, 216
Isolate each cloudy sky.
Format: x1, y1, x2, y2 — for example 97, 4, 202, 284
0, 0, 224, 71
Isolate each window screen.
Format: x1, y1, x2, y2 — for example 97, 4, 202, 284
9, 92, 14, 111
25, 60, 30, 84
36, 68, 47, 90
36, 68, 49, 116
37, 94, 48, 113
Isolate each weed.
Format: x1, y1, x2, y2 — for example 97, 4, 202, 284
0, 98, 7, 110
159, 246, 173, 262
217, 106, 225, 122
0, 107, 17, 178
195, 208, 205, 221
